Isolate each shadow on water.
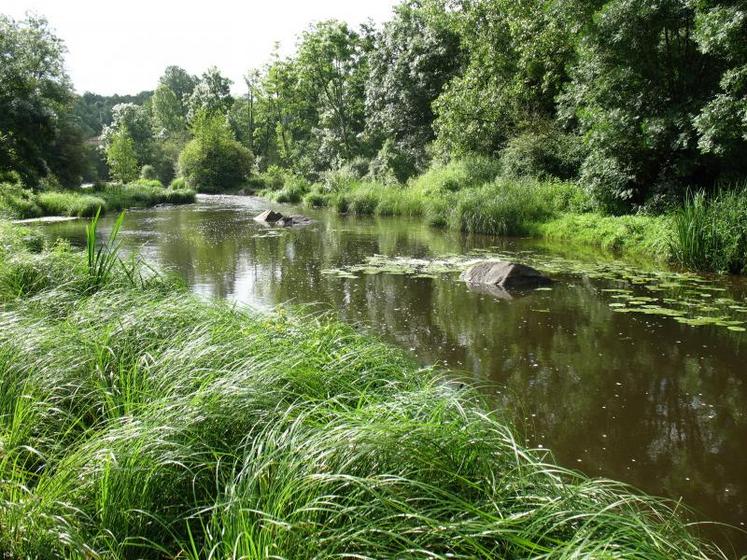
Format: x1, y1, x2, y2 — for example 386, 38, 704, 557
45, 194, 747, 554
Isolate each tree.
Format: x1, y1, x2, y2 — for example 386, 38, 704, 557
187, 67, 233, 122
365, 1, 462, 180
178, 112, 253, 192
563, 0, 720, 209
432, 0, 581, 157
0, 14, 84, 186
692, 1, 747, 180
152, 83, 187, 137
101, 103, 155, 165
159, 65, 197, 103
295, 20, 370, 168
106, 129, 139, 183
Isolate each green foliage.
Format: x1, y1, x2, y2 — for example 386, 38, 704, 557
178, 112, 253, 192
692, 3, 747, 177
670, 188, 747, 273
101, 103, 155, 167
433, 0, 578, 157
152, 83, 188, 137
295, 20, 370, 167
265, 176, 311, 203
563, 0, 722, 208
106, 129, 139, 183
539, 213, 670, 255
93, 183, 195, 211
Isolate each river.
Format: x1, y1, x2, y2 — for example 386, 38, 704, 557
44, 194, 747, 553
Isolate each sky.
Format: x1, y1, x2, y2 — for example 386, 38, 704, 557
4, 0, 400, 95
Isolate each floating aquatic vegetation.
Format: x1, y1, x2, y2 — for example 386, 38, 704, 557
321, 268, 358, 279
320, 249, 746, 333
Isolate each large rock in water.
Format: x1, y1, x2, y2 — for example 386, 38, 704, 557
254, 209, 284, 223
460, 261, 551, 290
254, 209, 313, 227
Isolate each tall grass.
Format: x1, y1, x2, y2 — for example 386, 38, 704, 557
670, 188, 747, 273
38, 191, 106, 217
85, 209, 126, 288
0, 220, 726, 558
0, 182, 195, 220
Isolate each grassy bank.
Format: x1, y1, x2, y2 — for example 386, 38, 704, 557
256, 162, 747, 274
0, 180, 195, 220
0, 219, 725, 558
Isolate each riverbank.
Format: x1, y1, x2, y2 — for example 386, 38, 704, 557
256, 164, 747, 274
0, 180, 195, 219
0, 218, 725, 558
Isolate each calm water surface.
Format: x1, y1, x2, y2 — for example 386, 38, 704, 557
45, 195, 747, 553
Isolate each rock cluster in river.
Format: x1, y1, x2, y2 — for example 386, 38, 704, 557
254, 209, 312, 227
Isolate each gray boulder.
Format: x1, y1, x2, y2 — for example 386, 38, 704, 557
254, 209, 313, 227
254, 209, 284, 223
460, 261, 551, 290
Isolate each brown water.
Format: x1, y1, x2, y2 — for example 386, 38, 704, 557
45, 194, 747, 553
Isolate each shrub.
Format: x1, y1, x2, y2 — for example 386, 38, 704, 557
169, 177, 187, 190
499, 128, 582, 180
267, 176, 311, 204
258, 165, 287, 191
319, 167, 358, 193
131, 178, 164, 188
409, 157, 502, 194
0, 181, 42, 219
140, 164, 158, 180
368, 139, 420, 184
178, 113, 253, 193
303, 191, 329, 208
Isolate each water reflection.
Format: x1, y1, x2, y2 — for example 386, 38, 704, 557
45, 195, 747, 552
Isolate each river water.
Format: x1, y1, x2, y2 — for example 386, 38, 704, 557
44, 194, 747, 552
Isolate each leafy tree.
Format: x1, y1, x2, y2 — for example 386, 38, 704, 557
187, 67, 233, 122
433, 0, 581, 157
295, 20, 370, 169
365, 1, 462, 179
692, 1, 747, 179
159, 65, 197, 103
562, 0, 720, 208
152, 83, 187, 137
178, 112, 253, 192
101, 103, 155, 165
106, 129, 139, 183
0, 14, 84, 186
260, 51, 317, 172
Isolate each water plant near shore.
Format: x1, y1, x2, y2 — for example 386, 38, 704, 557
0, 218, 730, 559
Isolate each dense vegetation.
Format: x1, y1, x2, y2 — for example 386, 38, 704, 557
2, 2, 746, 270
0, 217, 723, 558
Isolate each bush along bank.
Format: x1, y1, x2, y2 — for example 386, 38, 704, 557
0, 218, 726, 559
253, 161, 747, 274
0, 179, 196, 220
